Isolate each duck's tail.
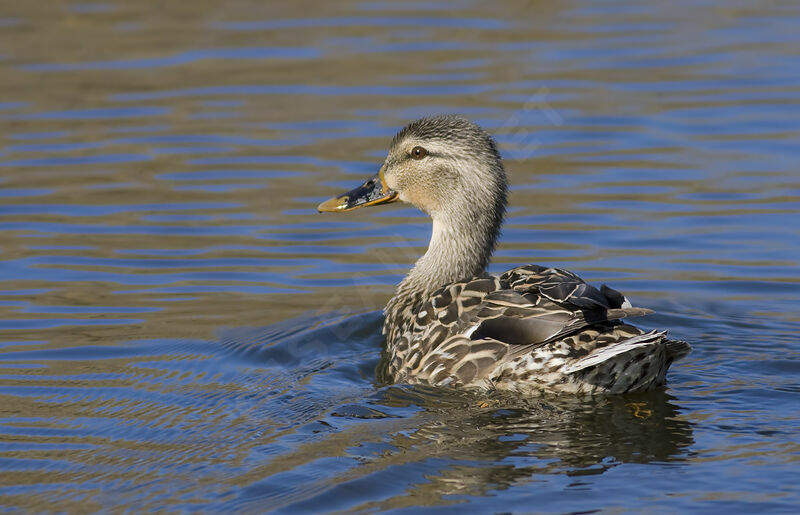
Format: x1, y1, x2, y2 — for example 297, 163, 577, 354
665, 337, 692, 361
563, 330, 691, 393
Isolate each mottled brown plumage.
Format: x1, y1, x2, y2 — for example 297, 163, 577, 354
320, 115, 691, 394
381, 264, 689, 394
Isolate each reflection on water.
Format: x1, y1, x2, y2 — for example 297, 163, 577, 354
1, 0, 799, 512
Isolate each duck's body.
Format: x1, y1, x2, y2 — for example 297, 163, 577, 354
319, 115, 690, 394
381, 265, 689, 394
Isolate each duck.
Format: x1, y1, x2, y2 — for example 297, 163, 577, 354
318, 115, 690, 394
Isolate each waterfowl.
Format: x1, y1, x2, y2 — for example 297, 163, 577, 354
318, 115, 690, 394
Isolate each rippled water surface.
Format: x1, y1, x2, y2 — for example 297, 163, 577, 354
1, 1, 799, 512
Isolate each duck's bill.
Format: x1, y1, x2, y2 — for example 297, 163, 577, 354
317, 173, 399, 212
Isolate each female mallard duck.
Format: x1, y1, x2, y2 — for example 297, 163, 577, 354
318, 115, 690, 394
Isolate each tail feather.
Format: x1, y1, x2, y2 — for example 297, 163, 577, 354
564, 330, 667, 374
666, 338, 692, 360
605, 307, 654, 320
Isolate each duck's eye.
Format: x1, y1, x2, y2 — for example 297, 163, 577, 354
411, 146, 428, 160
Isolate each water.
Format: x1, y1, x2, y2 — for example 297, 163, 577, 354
1, 0, 799, 512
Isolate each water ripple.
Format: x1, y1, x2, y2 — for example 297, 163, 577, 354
0, 0, 798, 512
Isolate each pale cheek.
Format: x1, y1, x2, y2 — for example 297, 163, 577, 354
385, 174, 398, 191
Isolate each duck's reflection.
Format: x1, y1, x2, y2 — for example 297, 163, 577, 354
360, 386, 693, 498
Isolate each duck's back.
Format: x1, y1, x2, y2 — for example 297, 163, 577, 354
381, 265, 690, 394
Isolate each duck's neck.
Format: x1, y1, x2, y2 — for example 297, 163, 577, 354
384, 203, 503, 337
409, 216, 493, 290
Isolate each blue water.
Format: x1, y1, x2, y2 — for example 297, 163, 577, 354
1, 1, 799, 512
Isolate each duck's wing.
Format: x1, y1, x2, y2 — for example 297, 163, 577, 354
467, 265, 652, 352
401, 265, 654, 386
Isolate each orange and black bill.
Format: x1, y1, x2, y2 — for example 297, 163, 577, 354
317, 172, 399, 212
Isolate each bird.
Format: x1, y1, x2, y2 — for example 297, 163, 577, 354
318, 115, 690, 394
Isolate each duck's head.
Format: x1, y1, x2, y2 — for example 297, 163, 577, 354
318, 115, 507, 225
